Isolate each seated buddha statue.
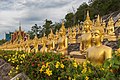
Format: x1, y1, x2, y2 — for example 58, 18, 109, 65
79, 11, 93, 53
106, 17, 115, 35
40, 33, 48, 53
104, 17, 116, 41
24, 36, 31, 53
68, 28, 73, 43
33, 35, 39, 53
86, 27, 112, 65
57, 22, 68, 55
68, 27, 76, 43
19, 39, 25, 51
54, 30, 59, 44
115, 17, 120, 27
72, 27, 77, 43
47, 29, 55, 52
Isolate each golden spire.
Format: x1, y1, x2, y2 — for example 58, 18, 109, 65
61, 21, 66, 31
102, 20, 106, 28
50, 29, 53, 35
86, 10, 90, 20
19, 21, 21, 31
59, 21, 66, 35
97, 15, 100, 23
95, 15, 101, 27
108, 17, 114, 27
83, 10, 92, 26
49, 29, 54, 38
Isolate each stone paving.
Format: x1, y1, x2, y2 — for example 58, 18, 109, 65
0, 59, 30, 80
0, 59, 12, 80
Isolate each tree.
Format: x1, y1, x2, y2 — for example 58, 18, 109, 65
42, 19, 53, 36
31, 24, 39, 35
52, 22, 61, 34
0, 39, 7, 45
90, 0, 120, 16
28, 24, 42, 39
75, 2, 89, 24
65, 12, 74, 28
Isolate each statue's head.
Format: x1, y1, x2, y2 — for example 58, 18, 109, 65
91, 27, 104, 44
59, 28, 63, 35
59, 28, 66, 36
84, 22, 91, 32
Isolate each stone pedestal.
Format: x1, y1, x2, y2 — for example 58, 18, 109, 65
68, 39, 76, 44
69, 51, 86, 59
104, 35, 116, 41
58, 49, 68, 55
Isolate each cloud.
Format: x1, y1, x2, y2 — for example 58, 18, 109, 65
0, 0, 88, 39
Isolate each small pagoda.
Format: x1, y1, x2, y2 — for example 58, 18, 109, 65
11, 24, 29, 43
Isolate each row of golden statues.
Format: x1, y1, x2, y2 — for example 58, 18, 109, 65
0, 11, 120, 64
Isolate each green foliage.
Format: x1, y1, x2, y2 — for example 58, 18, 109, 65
28, 24, 42, 39
103, 51, 120, 79
52, 22, 61, 33
28, 20, 61, 38
0, 39, 7, 45
75, 2, 89, 22
90, 0, 120, 16
65, 12, 74, 28
65, 0, 120, 26
42, 19, 53, 36
0, 50, 120, 80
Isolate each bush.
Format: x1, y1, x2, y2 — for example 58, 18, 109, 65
0, 50, 120, 80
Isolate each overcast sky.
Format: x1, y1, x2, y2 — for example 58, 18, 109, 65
0, 0, 88, 40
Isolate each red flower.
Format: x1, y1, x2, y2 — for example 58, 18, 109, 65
32, 63, 34, 66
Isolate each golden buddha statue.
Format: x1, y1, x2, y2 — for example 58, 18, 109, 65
68, 28, 73, 43
86, 27, 112, 65
106, 17, 115, 35
72, 27, 77, 43
26, 41, 31, 53
78, 11, 92, 53
67, 28, 70, 37
104, 17, 116, 41
33, 35, 39, 53
68, 27, 76, 43
47, 29, 55, 52
115, 17, 120, 27
40, 33, 48, 53
40, 42, 48, 53
19, 39, 25, 51
54, 30, 59, 44
101, 20, 106, 29
57, 22, 68, 55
